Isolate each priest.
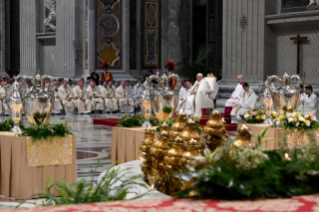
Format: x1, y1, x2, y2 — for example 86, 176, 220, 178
224, 75, 245, 117
177, 80, 193, 112
72, 81, 92, 113
100, 81, 118, 112
87, 81, 103, 112
0, 82, 8, 115
58, 81, 76, 110
302, 85, 319, 118
134, 79, 144, 97
296, 84, 307, 112
115, 81, 134, 112
185, 74, 212, 118
46, 81, 63, 114
230, 83, 257, 124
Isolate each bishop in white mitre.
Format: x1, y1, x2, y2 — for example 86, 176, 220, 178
100, 81, 118, 112
224, 75, 245, 117
116, 81, 134, 112
302, 85, 319, 118
72, 81, 92, 113
185, 74, 214, 118
87, 81, 103, 111
58, 81, 75, 109
230, 83, 257, 124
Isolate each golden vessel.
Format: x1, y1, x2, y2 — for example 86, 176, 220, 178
233, 124, 253, 148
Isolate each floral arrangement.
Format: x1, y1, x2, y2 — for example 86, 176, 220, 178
273, 106, 319, 131
116, 113, 159, 128
174, 129, 319, 199
240, 109, 267, 124
0, 119, 24, 131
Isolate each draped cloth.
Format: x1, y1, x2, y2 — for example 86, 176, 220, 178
99, 71, 113, 83
58, 85, 75, 108
72, 86, 92, 113
224, 82, 245, 117
230, 89, 257, 124
87, 86, 103, 111
185, 79, 211, 118
100, 86, 118, 111
303, 93, 319, 118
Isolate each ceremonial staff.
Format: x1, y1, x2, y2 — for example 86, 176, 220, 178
303, 71, 306, 110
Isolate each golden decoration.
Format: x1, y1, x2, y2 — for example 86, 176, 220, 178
169, 112, 187, 140
99, 43, 119, 67
27, 135, 73, 167
233, 124, 253, 148
203, 110, 229, 151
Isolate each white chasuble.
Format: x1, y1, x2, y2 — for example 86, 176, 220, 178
296, 92, 306, 112
87, 86, 103, 111
230, 89, 257, 123
115, 86, 133, 107
72, 86, 92, 113
100, 86, 118, 111
303, 93, 319, 118
58, 85, 75, 108
225, 83, 245, 107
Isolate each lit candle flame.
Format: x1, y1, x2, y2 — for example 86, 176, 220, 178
285, 153, 291, 160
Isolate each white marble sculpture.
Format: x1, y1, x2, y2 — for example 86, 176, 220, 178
308, 0, 319, 10
44, 0, 56, 32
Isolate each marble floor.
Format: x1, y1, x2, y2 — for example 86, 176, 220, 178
0, 113, 237, 209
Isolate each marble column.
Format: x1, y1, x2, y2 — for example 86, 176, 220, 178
168, 0, 183, 65
55, 0, 76, 77
0, 0, 5, 75
88, 0, 95, 72
222, 0, 266, 83
20, 0, 37, 75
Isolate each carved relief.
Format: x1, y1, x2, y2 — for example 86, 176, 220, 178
145, 30, 157, 65
44, 0, 56, 32
98, 14, 120, 38
98, 0, 120, 9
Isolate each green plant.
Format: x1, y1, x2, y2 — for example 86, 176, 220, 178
177, 45, 213, 81
33, 112, 48, 126
0, 119, 24, 131
162, 106, 173, 115
174, 129, 319, 199
117, 113, 159, 128
21, 121, 73, 144
17, 159, 150, 207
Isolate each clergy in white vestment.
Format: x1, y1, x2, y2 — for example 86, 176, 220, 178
185, 74, 212, 118
224, 75, 245, 117
87, 81, 103, 111
116, 81, 134, 112
100, 81, 118, 111
0, 81, 11, 115
72, 81, 92, 113
296, 84, 307, 112
177, 80, 193, 112
230, 83, 258, 124
133, 79, 144, 97
302, 85, 319, 118
58, 81, 75, 109
46, 81, 63, 113
125, 81, 135, 97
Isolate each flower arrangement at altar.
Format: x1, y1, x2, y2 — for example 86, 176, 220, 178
273, 106, 319, 131
240, 109, 267, 124
174, 129, 319, 199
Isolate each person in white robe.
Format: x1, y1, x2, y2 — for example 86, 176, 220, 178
46, 81, 63, 113
116, 81, 134, 112
296, 84, 307, 112
133, 79, 144, 97
58, 81, 75, 109
302, 85, 319, 118
185, 74, 213, 118
125, 81, 135, 97
224, 75, 245, 117
0, 81, 11, 115
87, 81, 103, 111
230, 83, 258, 124
100, 81, 118, 112
177, 80, 193, 112
72, 81, 92, 113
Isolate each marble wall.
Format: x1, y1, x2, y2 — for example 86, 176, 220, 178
222, 0, 267, 83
